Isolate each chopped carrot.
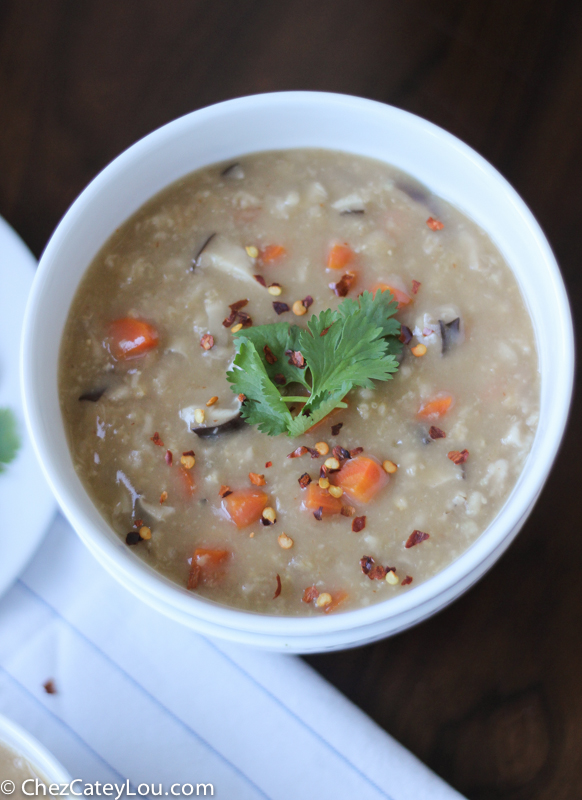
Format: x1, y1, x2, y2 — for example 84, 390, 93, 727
178, 466, 197, 499
332, 456, 389, 504
302, 483, 343, 516
187, 547, 230, 590
223, 487, 269, 528
417, 394, 454, 420
324, 590, 349, 614
371, 283, 412, 310
327, 243, 354, 270
107, 318, 159, 360
260, 244, 287, 263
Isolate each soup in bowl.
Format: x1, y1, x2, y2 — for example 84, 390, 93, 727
22, 92, 573, 652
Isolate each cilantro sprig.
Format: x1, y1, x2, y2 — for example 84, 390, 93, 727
227, 290, 402, 437
0, 408, 20, 473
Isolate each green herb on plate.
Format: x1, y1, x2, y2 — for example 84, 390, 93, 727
0, 408, 20, 472
227, 290, 402, 437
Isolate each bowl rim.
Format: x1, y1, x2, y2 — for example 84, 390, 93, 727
21, 90, 575, 639
0, 712, 71, 783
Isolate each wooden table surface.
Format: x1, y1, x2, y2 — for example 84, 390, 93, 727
1, 2, 580, 797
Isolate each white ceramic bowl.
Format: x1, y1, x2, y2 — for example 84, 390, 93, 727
0, 713, 70, 785
21, 92, 574, 652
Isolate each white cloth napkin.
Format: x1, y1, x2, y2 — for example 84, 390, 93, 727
0, 514, 466, 800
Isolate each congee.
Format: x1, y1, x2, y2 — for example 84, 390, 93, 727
0, 740, 47, 798
59, 149, 539, 615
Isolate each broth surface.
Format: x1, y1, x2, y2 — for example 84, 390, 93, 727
59, 149, 539, 615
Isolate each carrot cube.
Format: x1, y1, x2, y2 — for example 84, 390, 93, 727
302, 483, 343, 516
332, 456, 389, 504
223, 487, 269, 528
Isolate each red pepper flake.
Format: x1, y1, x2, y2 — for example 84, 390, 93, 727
411, 279, 422, 294
200, 334, 215, 350
303, 585, 320, 603
182, 450, 195, 457
249, 472, 266, 486
160, 491, 168, 504
360, 555, 391, 580
341, 505, 356, 517
133, 518, 144, 529
352, 516, 366, 533
401, 576, 413, 586
273, 373, 286, 385
426, 217, 444, 231
237, 394, 246, 402
273, 301, 290, 315
218, 485, 232, 498
306, 447, 320, 459
263, 344, 277, 364
330, 270, 356, 297
265, 461, 273, 468
286, 349, 306, 368
332, 445, 350, 462
151, 432, 164, 447
298, 472, 312, 489
236, 310, 253, 328
313, 506, 324, 521
223, 298, 250, 327
331, 422, 343, 436
448, 449, 469, 465
273, 573, 282, 599
125, 531, 142, 546
165, 450, 173, 465
349, 447, 364, 457
253, 274, 267, 287
302, 295, 314, 310
288, 446, 308, 459
429, 426, 446, 440
319, 464, 328, 479
43, 679, 57, 695
399, 325, 413, 345
405, 530, 430, 548
320, 324, 333, 337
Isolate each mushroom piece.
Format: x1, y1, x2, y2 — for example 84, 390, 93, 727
192, 412, 246, 439
439, 317, 463, 355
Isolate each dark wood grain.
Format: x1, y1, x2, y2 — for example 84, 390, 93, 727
2, 2, 580, 797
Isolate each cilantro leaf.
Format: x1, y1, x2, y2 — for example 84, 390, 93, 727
232, 322, 310, 389
0, 408, 20, 472
226, 340, 293, 435
227, 290, 401, 437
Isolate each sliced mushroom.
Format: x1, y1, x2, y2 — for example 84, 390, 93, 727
191, 233, 216, 271
79, 387, 106, 402
196, 235, 257, 284
192, 413, 246, 438
221, 163, 245, 179
439, 317, 462, 355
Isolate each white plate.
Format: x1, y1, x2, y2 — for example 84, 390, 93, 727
0, 216, 55, 598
